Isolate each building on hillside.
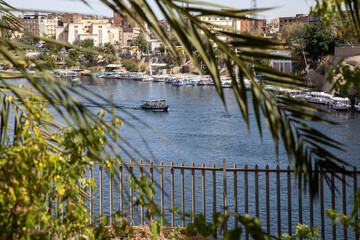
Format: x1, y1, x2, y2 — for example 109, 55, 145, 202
113, 9, 148, 33
271, 52, 292, 74
55, 21, 122, 46
279, 14, 309, 31
200, 16, 266, 42
265, 18, 279, 33
21, 12, 58, 38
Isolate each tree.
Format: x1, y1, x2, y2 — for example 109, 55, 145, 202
130, 32, 148, 52
80, 39, 95, 48
69, 49, 80, 61
280, 22, 307, 45
303, 23, 335, 61
122, 58, 139, 71
164, 52, 177, 68
39, 53, 57, 69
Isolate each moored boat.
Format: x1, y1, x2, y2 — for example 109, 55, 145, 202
141, 99, 169, 111
355, 103, 360, 112
305, 92, 333, 105
330, 97, 351, 111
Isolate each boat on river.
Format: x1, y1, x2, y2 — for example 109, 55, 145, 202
330, 97, 351, 111
141, 99, 169, 111
355, 103, 360, 112
305, 92, 333, 105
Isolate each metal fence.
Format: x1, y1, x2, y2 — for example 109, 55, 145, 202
89, 158, 360, 239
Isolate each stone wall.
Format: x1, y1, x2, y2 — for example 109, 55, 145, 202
334, 47, 360, 57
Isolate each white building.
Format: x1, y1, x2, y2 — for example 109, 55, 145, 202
56, 22, 122, 46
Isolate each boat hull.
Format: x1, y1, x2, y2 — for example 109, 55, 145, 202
141, 106, 168, 111
331, 106, 350, 111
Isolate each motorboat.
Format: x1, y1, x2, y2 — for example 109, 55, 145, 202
222, 80, 232, 88
142, 75, 153, 82
355, 103, 360, 112
141, 99, 169, 111
71, 77, 82, 86
287, 89, 307, 99
330, 97, 351, 111
54, 70, 81, 85
305, 92, 333, 105
172, 79, 184, 86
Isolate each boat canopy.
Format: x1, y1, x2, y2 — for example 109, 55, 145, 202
142, 99, 167, 103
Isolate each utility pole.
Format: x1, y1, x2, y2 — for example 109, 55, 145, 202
250, 0, 257, 31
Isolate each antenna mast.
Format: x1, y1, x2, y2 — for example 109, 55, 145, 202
251, 0, 257, 16
250, 0, 257, 31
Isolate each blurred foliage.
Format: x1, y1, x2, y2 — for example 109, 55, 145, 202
122, 58, 140, 71
281, 223, 321, 240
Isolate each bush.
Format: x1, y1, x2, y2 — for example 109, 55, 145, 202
122, 59, 139, 72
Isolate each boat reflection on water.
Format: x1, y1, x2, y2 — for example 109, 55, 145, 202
141, 99, 169, 112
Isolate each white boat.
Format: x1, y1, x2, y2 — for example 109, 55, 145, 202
305, 92, 333, 105
172, 79, 184, 86
72, 77, 82, 86
355, 103, 360, 112
54, 70, 81, 85
54, 70, 77, 78
152, 75, 165, 82
222, 80, 232, 88
330, 97, 351, 111
142, 75, 153, 82
286, 89, 307, 99
243, 79, 251, 91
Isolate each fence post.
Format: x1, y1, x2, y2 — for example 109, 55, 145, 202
160, 160, 164, 226
245, 164, 249, 240
99, 165, 103, 216
119, 165, 123, 214
90, 166, 93, 224
110, 168, 113, 225
192, 162, 196, 224
320, 171, 325, 239
181, 162, 185, 227
255, 164, 259, 219
140, 159, 144, 226
130, 160, 134, 226
266, 164, 270, 234
332, 172, 336, 240
202, 162, 206, 222
171, 161, 175, 227
342, 167, 347, 239
223, 158, 227, 232
276, 165, 281, 237
355, 166, 358, 240
213, 163, 217, 239
287, 166, 292, 235
234, 163, 238, 229
150, 160, 154, 221
298, 174, 302, 225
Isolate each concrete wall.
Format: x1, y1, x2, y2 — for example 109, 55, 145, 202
334, 47, 360, 57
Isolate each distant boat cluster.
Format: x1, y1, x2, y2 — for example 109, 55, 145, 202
97, 71, 252, 88
96, 70, 360, 113
267, 86, 358, 112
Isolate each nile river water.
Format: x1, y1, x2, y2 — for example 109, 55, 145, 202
77, 77, 360, 168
